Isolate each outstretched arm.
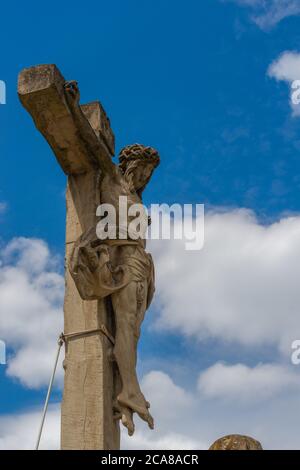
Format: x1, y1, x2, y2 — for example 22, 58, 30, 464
64, 81, 115, 176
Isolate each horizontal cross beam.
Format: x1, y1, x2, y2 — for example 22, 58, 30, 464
18, 64, 115, 175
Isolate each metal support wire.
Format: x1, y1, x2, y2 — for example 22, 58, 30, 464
35, 325, 115, 450
35, 334, 64, 450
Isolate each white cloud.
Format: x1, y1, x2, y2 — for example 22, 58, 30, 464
2, 212, 300, 449
0, 372, 204, 451
198, 362, 300, 402
227, 0, 300, 30
0, 237, 64, 388
2, 368, 300, 450
268, 51, 300, 116
140, 371, 195, 423
122, 431, 202, 451
149, 209, 300, 355
0, 404, 60, 450
268, 51, 300, 82
3, 211, 300, 391
125, 368, 300, 450
121, 371, 204, 449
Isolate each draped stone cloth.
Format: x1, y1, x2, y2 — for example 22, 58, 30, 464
69, 225, 155, 309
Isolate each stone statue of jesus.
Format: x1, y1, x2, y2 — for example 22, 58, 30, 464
64, 80, 160, 437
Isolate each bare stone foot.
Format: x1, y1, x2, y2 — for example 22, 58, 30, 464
121, 408, 135, 436
117, 392, 154, 430
113, 400, 135, 436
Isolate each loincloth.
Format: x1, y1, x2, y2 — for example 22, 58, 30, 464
69, 234, 155, 308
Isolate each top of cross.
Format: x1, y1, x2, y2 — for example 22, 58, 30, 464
18, 64, 115, 175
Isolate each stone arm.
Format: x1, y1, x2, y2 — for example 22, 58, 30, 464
64, 80, 116, 176
18, 64, 116, 176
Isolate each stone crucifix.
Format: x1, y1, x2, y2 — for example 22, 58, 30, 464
18, 64, 160, 450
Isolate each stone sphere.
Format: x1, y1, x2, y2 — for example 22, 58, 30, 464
209, 434, 263, 450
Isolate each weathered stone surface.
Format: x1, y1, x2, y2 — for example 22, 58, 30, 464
62, 175, 120, 449
209, 434, 263, 450
19, 64, 160, 448
81, 101, 115, 156
18, 64, 119, 450
18, 64, 114, 175
68, 142, 159, 436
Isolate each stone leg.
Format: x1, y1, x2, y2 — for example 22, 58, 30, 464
111, 281, 153, 433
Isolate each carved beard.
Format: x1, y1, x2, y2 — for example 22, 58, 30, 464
124, 168, 136, 192
122, 159, 155, 197
123, 160, 143, 194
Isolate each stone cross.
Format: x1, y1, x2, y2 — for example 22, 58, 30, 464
18, 64, 120, 450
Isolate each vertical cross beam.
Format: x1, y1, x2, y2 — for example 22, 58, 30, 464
18, 64, 120, 450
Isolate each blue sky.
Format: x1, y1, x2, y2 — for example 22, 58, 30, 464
1, 0, 300, 450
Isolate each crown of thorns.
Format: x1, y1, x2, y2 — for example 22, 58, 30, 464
118, 144, 160, 169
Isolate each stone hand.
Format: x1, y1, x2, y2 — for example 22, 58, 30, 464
64, 80, 80, 105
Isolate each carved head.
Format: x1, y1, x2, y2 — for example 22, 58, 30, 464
118, 143, 160, 193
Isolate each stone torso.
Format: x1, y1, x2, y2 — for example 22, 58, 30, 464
99, 166, 148, 254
